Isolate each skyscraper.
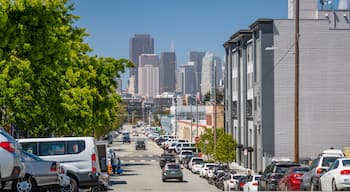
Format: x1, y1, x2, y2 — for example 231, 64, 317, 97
129, 34, 154, 94
160, 52, 176, 93
138, 54, 159, 97
179, 62, 196, 95
189, 51, 205, 94
201, 52, 222, 100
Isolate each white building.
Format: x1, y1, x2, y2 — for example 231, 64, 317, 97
201, 52, 222, 100
138, 54, 159, 98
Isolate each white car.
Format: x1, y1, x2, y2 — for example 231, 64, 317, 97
199, 163, 218, 178
178, 150, 193, 163
0, 128, 25, 190
223, 174, 246, 192
191, 162, 204, 174
243, 174, 261, 192
320, 157, 350, 191
188, 157, 204, 170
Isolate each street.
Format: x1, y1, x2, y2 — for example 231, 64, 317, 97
108, 124, 221, 192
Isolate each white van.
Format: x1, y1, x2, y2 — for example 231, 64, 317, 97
175, 142, 196, 154
17, 137, 101, 192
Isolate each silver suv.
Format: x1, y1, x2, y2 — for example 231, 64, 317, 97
0, 128, 25, 190
300, 149, 344, 191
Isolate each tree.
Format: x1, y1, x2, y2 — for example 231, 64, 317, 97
203, 89, 224, 104
214, 132, 236, 163
0, 0, 133, 137
197, 128, 214, 159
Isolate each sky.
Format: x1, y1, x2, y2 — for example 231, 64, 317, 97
70, 0, 289, 89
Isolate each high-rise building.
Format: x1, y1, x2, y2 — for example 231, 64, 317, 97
138, 54, 159, 97
179, 62, 196, 95
189, 51, 205, 93
160, 52, 176, 93
175, 68, 184, 94
115, 78, 122, 94
129, 34, 154, 94
201, 52, 222, 100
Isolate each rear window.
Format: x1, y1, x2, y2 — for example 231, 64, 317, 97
293, 167, 309, 173
182, 151, 193, 155
321, 156, 339, 167
167, 164, 180, 169
274, 165, 294, 174
192, 158, 204, 164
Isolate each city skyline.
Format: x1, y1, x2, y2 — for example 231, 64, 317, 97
71, 0, 289, 89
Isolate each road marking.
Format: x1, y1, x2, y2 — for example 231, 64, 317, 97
140, 160, 145, 162
130, 160, 135, 162
151, 160, 156, 162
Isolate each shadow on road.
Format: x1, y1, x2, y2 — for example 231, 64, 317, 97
123, 163, 150, 166
118, 173, 140, 176
162, 180, 189, 183
109, 180, 127, 185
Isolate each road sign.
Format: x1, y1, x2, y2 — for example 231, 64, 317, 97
195, 136, 200, 143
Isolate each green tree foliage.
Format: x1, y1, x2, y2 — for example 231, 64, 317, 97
215, 132, 236, 163
0, 0, 133, 137
197, 128, 236, 163
203, 89, 224, 104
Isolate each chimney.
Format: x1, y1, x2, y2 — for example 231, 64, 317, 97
338, 0, 350, 10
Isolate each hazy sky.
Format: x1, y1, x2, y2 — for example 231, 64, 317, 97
70, 0, 333, 89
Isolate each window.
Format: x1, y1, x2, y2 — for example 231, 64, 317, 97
322, 157, 339, 167
39, 141, 65, 156
310, 158, 320, 169
67, 140, 85, 154
328, 160, 339, 171
21, 142, 38, 155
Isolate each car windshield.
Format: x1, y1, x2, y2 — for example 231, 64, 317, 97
167, 164, 180, 169
322, 157, 339, 167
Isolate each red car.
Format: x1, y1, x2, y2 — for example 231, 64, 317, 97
278, 166, 309, 191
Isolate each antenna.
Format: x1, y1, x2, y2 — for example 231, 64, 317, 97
170, 40, 175, 52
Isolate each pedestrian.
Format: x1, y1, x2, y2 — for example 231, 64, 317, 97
116, 157, 123, 175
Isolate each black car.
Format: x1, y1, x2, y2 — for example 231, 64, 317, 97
159, 153, 176, 168
135, 140, 146, 150
122, 135, 131, 144
258, 160, 300, 191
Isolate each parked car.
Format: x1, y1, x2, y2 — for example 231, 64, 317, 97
258, 160, 300, 191
278, 166, 308, 191
223, 173, 246, 191
199, 163, 218, 178
320, 157, 350, 191
162, 163, 183, 182
135, 140, 146, 150
188, 157, 204, 170
11, 151, 61, 192
178, 150, 193, 164
0, 128, 25, 190
300, 148, 344, 191
159, 153, 176, 169
18, 137, 101, 192
243, 174, 261, 192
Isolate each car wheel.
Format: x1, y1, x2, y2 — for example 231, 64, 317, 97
332, 179, 338, 191
90, 185, 101, 192
13, 176, 37, 192
179, 177, 183, 182
162, 179, 166, 182
61, 177, 78, 192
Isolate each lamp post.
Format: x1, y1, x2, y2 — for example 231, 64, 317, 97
174, 97, 177, 137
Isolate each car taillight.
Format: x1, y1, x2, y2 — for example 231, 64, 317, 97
240, 182, 245, 188
91, 154, 97, 173
50, 162, 58, 172
60, 166, 65, 174
291, 173, 302, 184
0, 141, 15, 153
252, 182, 258, 186
340, 170, 350, 175
316, 168, 324, 174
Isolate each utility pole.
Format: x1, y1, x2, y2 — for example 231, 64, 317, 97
190, 101, 193, 143
213, 60, 217, 153
195, 72, 199, 138
174, 97, 177, 137
294, 0, 300, 163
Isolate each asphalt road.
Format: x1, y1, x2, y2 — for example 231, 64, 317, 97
108, 124, 221, 192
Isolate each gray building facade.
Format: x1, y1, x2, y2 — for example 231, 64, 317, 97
129, 34, 154, 94
160, 52, 176, 93
189, 51, 205, 94
224, 0, 350, 172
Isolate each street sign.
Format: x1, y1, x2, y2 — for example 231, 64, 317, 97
195, 136, 200, 143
